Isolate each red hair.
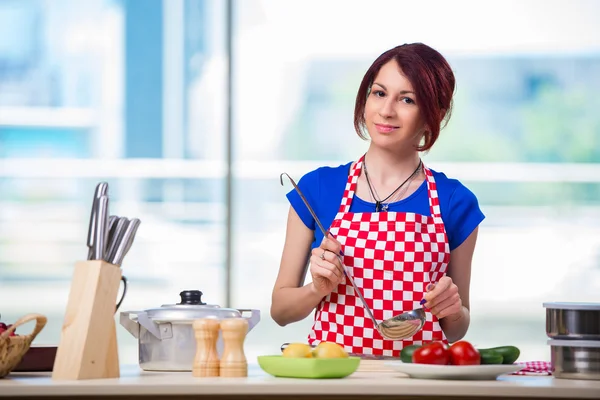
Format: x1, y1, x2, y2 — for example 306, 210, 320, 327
353, 43, 455, 152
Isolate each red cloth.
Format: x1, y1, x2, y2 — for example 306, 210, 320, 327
511, 361, 552, 375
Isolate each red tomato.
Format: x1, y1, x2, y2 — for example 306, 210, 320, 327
449, 341, 481, 365
412, 341, 450, 365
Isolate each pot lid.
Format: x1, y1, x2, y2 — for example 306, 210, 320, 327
547, 339, 600, 348
543, 302, 600, 311
144, 290, 242, 321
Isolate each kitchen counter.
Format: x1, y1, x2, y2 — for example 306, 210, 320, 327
1, 364, 599, 400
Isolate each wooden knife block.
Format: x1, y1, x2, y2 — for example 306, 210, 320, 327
52, 260, 122, 380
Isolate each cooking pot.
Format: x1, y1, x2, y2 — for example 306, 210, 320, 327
543, 302, 600, 340
548, 339, 600, 380
120, 290, 260, 371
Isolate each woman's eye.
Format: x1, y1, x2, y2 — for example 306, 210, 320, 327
401, 97, 415, 104
373, 90, 385, 97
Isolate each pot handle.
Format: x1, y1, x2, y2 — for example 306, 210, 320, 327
136, 312, 169, 340
119, 310, 141, 339
121, 311, 172, 340
237, 309, 261, 331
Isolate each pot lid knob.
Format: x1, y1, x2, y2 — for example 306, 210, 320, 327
179, 290, 206, 305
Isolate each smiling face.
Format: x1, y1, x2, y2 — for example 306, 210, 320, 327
364, 59, 427, 152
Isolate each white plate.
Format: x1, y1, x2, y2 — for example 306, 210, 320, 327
384, 361, 524, 380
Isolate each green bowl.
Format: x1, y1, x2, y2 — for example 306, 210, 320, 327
257, 355, 361, 379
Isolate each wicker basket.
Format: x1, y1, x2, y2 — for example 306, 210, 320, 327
0, 313, 47, 378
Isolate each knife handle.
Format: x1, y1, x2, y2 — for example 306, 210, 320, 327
87, 182, 109, 248
112, 218, 141, 266
105, 218, 129, 264
93, 195, 109, 261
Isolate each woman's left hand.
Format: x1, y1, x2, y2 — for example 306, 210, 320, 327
423, 276, 463, 320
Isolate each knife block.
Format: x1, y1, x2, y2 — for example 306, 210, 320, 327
52, 260, 122, 380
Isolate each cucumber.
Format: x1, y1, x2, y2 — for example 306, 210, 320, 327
487, 346, 520, 364
478, 346, 520, 364
478, 349, 503, 365
400, 344, 422, 363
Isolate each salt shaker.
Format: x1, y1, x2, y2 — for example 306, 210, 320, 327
192, 318, 220, 377
219, 317, 248, 377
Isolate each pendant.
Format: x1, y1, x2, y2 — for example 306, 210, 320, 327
375, 201, 388, 212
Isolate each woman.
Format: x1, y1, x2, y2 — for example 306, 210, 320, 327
271, 43, 485, 357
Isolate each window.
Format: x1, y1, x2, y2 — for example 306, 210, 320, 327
1, 0, 598, 364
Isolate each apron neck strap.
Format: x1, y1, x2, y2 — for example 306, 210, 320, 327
338, 154, 443, 221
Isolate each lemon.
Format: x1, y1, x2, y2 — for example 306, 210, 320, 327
312, 342, 349, 358
282, 343, 313, 358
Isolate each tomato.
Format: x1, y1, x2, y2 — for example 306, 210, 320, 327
412, 341, 450, 365
449, 341, 481, 365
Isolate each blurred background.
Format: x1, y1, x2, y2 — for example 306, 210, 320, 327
1, 0, 599, 365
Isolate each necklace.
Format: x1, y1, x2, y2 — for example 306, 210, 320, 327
367, 171, 415, 210
363, 156, 423, 212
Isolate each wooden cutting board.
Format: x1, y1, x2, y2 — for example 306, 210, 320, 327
356, 359, 398, 373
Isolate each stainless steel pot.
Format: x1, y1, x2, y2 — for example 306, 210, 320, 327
120, 290, 260, 371
548, 339, 600, 380
543, 302, 600, 340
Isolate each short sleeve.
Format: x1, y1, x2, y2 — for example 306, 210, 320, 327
446, 183, 485, 251
285, 169, 319, 231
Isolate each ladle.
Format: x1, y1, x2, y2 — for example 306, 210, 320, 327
280, 172, 427, 341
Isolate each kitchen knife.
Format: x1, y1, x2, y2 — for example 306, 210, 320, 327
108, 215, 119, 233
121, 218, 141, 260
87, 182, 109, 260
106, 215, 120, 245
105, 217, 129, 265
111, 218, 141, 266
102, 215, 120, 259
87, 197, 98, 260
93, 195, 110, 261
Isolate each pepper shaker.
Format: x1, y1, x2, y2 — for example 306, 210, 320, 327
192, 318, 220, 377
219, 318, 248, 377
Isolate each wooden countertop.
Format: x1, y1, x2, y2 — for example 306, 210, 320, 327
1, 364, 599, 399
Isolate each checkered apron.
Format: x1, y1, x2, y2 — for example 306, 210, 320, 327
307, 156, 451, 357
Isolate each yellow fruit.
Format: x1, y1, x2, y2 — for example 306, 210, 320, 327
312, 342, 349, 358
282, 343, 313, 358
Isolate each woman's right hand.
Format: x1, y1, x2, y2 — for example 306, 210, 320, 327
309, 234, 345, 297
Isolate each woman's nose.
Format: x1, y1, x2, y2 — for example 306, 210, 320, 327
379, 99, 395, 118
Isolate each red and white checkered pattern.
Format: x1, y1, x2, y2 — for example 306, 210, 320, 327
512, 361, 552, 376
308, 156, 451, 357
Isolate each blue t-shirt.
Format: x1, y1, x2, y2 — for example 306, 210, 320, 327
286, 161, 485, 252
